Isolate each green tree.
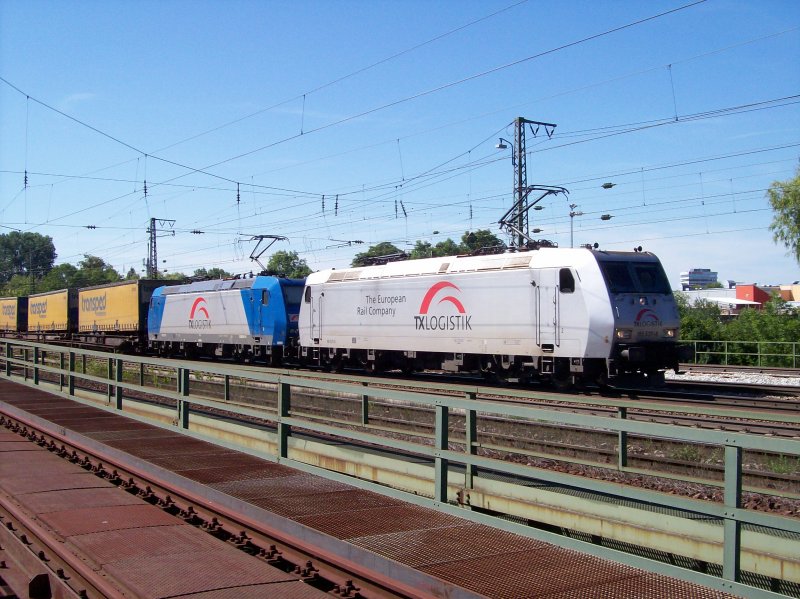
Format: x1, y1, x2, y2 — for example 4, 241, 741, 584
39, 263, 79, 292
460, 229, 505, 254
266, 251, 312, 278
432, 239, 461, 257
0, 274, 35, 296
352, 242, 402, 267
0, 232, 57, 283
73, 255, 121, 287
408, 241, 433, 260
768, 166, 800, 264
161, 272, 188, 281
193, 267, 232, 280
125, 267, 140, 280
675, 294, 723, 341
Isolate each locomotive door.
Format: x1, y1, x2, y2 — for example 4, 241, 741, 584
534, 268, 560, 349
310, 291, 322, 343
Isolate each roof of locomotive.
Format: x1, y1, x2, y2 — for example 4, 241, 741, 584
158, 275, 303, 296
307, 247, 656, 285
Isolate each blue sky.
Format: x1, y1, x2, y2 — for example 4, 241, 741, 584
1, 0, 798, 288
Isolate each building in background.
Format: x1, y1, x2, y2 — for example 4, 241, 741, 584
679, 268, 719, 290
679, 283, 792, 316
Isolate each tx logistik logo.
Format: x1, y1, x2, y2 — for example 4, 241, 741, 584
634, 308, 662, 327
82, 293, 107, 315
29, 300, 48, 316
188, 296, 211, 329
414, 281, 472, 331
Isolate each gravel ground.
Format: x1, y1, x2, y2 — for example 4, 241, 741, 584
665, 369, 800, 388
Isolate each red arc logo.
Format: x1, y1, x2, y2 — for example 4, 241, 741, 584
190, 297, 210, 319
634, 308, 659, 322
419, 281, 465, 314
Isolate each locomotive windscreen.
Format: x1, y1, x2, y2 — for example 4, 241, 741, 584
599, 261, 671, 294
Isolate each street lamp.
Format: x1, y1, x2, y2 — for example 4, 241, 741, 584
569, 203, 583, 248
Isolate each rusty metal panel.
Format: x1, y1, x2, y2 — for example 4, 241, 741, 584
211, 473, 353, 500
20, 487, 141, 514
0, 441, 38, 452
298, 504, 468, 541
251, 489, 403, 519
421, 547, 733, 599
148, 452, 266, 472
0, 471, 105, 495
101, 549, 298, 599
353, 523, 546, 568
422, 546, 637, 598
107, 435, 235, 457
39, 504, 178, 536
185, 582, 332, 599
183, 463, 296, 485
542, 573, 734, 598
89, 427, 175, 442
68, 524, 227, 565
0, 451, 81, 475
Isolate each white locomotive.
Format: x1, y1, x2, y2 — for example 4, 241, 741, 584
298, 247, 682, 385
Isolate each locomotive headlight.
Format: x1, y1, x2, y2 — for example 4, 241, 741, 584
663, 328, 677, 338
615, 328, 632, 340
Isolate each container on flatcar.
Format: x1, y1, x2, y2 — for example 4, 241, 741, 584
148, 275, 304, 364
27, 289, 77, 333
0, 297, 28, 332
78, 279, 163, 349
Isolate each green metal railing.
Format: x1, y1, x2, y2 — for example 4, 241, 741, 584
0, 339, 798, 599
684, 339, 800, 368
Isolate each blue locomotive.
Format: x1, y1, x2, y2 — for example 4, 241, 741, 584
147, 276, 304, 365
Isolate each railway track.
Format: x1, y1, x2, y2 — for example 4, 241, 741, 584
10, 348, 800, 506
48, 363, 799, 503
679, 363, 800, 378
0, 414, 425, 599
1, 380, 748, 599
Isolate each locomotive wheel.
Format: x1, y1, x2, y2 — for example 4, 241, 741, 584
551, 359, 574, 391
551, 373, 573, 391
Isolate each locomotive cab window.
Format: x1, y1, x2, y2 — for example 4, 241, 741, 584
600, 262, 635, 294
632, 263, 671, 294
262, 291, 269, 306
304, 287, 311, 303
559, 268, 575, 293
599, 260, 671, 294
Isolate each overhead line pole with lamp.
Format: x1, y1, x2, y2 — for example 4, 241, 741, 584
496, 117, 558, 248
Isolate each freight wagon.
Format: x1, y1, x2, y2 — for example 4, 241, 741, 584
76, 279, 163, 351
0, 297, 28, 333
26, 289, 78, 339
